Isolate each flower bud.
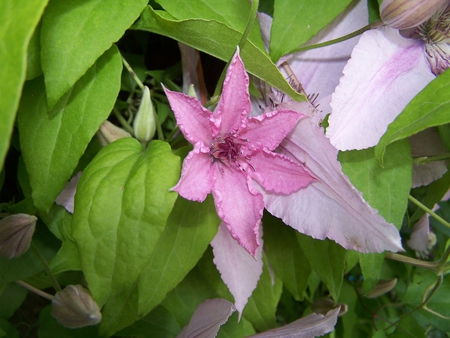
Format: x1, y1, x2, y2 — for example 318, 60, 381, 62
359, 279, 397, 298
0, 214, 37, 259
380, 0, 448, 29
97, 120, 131, 146
133, 86, 156, 143
51, 285, 102, 328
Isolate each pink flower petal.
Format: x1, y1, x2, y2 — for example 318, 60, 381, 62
214, 49, 251, 135
177, 298, 235, 338
249, 149, 315, 194
211, 222, 263, 317
164, 87, 214, 145
55, 171, 83, 214
327, 26, 435, 151
178, 42, 202, 98
407, 214, 431, 252
212, 165, 263, 256
241, 109, 303, 150
172, 146, 214, 202
264, 114, 403, 253
247, 307, 340, 338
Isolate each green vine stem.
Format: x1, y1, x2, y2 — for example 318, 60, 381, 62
16, 280, 54, 301
409, 195, 450, 231
121, 55, 145, 90
113, 108, 134, 135
31, 241, 62, 292
291, 20, 383, 54
413, 153, 450, 165
385, 252, 439, 271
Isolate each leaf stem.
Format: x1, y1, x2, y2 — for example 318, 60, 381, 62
385, 252, 439, 270
238, 0, 259, 50
408, 195, 450, 230
121, 55, 145, 91
15, 280, 54, 301
31, 241, 62, 292
413, 153, 450, 165
113, 108, 134, 135
291, 20, 383, 54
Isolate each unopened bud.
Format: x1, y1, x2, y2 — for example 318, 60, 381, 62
187, 84, 198, 99
51, 285, 102, 328
312, 298, 347, 317
133, 86, 156, 143
359, 279, 397, 298
97, 120, 131, 146
0, 214, 37, 259
380, 0, 448, 29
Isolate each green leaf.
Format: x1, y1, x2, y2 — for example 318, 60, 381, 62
18, 45, 122, 213
49, 240, 81, 274
358, 252, 385, 294
0, 0, 48, 170
98, 195, 220, 336
296, 234, 346, 301
40, 0, 148, 108
339, 139, 412, 229
26, 22, 42, 80
263, 212, 312, 301
0, 319, 19, 338
72, 138, 180, 307
270, 0, 352, 62
375, 68, 450, 164
133, 6, 306, 102
0, 282, 28, 319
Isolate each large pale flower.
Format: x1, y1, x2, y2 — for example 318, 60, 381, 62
165, 49, 315, 256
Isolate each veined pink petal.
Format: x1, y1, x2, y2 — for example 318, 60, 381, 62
214, 50, 251, 135
212, 165, 263, 256
211, 222, 263, 317
177, 298, 235, 338
172, 146, 214, 202
288, 0, 368, 114
264, 115, 403, 253
164, 87, 214, 145
241, 109, 303, 150
327, 26, 435, 150
249, 149, 315, 194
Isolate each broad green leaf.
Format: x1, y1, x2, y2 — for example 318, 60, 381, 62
40, 0, 148, 108
0, 0, 48, 170
49, 240, 81, 274
72, 138, 180, 307
270, 0, 352, 62
156, 0, 266, 50
338, 281, 358, 338
18, 46, 122, 213
339, 139, 412, 229
0, 319, 19, 338
98, 196, 220, 337
263, 212, 312, 301
133, 6, 306, 102
375, 68, 450, 164
26, 22, 42, 80
296, 234, 346, 301
0, 282, 28, 319
358, 252, 385, 294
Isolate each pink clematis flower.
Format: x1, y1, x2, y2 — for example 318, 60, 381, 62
164, 49, 315, 256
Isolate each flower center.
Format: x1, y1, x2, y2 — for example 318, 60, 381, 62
210, 133, 242, 163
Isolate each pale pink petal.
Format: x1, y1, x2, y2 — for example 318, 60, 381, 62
327, 26, 435, 150
249, 149, 315, 194
177, 298, 235, 338
164, 87, 213, 145
172, 145, 214, 202
247, 307, 340, 338
214, 50, 251, 134
282, 0, 369, 116
263, 115, 403, 253
409, 128, 448, 188
212, 165, 263, 256
211, 223, 263, 317
55, 171, 83, 214
407, 215, 431, 252
241, 109, 303, 150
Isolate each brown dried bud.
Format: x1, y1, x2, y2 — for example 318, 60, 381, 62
97, 120, 131, 146
51, 285, 102, 328
0, 213, 37, 259
380, 0, 448, 29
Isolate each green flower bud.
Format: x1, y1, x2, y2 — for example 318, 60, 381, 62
51, 285, 102, 328
0, 214, 37, 259
133, 86, 156, 143
97, 120, 131, 146
380, 0, 448, 29
187, 84, 198, 99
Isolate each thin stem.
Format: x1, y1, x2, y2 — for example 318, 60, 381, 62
31, 242, 62, 292
15, 280, 54, 301
121, 55, 145, 91
413, 153, 450, 165
409, 195, 450, 230
238, 0, 259, 50
113, 108, 134, 135
385, 252, 439, 271
291, 20, 383, 54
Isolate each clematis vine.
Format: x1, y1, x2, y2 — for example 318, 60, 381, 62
327, 0, 450, 152
164, 49, 315, 256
